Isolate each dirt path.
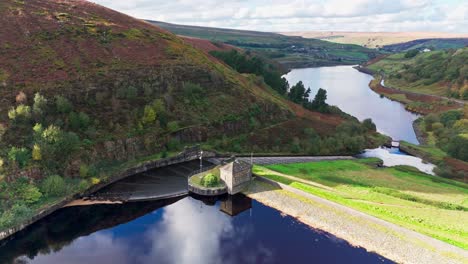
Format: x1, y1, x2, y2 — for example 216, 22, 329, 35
245, 178, 468, 264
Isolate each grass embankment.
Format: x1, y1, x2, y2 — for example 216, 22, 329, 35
254, 159, 468, 249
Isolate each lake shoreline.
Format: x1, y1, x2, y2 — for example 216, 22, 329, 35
245, 177, 468, 264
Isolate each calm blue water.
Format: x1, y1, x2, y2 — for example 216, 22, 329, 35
1, 196, 392, 264
284, 66, 420, 144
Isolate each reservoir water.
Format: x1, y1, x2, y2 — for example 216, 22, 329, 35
0, 195, 392, 264
284, 66, 420, 144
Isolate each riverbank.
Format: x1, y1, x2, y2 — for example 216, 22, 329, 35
245, 178, 468, 264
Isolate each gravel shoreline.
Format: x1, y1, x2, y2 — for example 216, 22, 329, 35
245, 178, 468, 264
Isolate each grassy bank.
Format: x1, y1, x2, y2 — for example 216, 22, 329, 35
254, 159, 468, 249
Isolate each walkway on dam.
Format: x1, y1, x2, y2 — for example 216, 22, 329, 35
84, 155, 353, 203
86, 160, 213, 202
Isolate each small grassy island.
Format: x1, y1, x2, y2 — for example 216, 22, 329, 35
188, 167, 227, 196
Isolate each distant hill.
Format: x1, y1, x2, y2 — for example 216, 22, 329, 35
281, 31, 468, 49
147, 21, 381, 69
381, 38, 468, 52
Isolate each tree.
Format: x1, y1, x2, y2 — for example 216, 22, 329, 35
405, 49, 419, 58
310, 88, 328, 112
33, 93, 48, 116
141, 105, 157, 125
8, 104, 31, 121
32, 144, 42, 161
362, 118, 377, 131
447, 135, 468, 161
288, 81, 310, 104
55, 95, 72, 113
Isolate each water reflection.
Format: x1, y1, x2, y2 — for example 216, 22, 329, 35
360, 147, 435, 175
3, 195, 393, 264
284, 66, 420, 144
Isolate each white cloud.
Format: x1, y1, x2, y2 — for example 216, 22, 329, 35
91, 0, 467, 32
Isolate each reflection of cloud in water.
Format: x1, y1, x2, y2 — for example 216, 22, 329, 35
361, 147, 435, 175
141, 198, 233, 264
23, 233, 131, 264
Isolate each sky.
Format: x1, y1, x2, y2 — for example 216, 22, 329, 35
91, 0, 467, 33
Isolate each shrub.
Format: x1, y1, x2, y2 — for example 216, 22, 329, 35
20, 184, 42, 205
8, 147, 30, 168
69, 111, 91, 130
200, 173, 220, 187
167, 138, 181, 151
167, 121, 179, 132
447, 135, 468, 161
79, 164, 89, 178
41, 175, 66, 197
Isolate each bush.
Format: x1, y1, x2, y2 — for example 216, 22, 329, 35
447, 135, 468, 161
79, 164, 90, 178
167, 138, 181, 151
167, 121, 179, 132
41, 175, 66, 197
200, 173, 220, 187
8, 147, 30, 168
19, 184, 42, 205
141, 105, 157, 125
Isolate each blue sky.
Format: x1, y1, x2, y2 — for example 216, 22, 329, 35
91, 0, 467, 33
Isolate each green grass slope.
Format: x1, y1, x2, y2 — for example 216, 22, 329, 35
255, 160, 468, 249
148, 20, 381, 69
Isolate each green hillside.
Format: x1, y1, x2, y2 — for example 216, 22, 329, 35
148, 20, 381, 69
0, 0, 384, 234
368, 48, 468, 99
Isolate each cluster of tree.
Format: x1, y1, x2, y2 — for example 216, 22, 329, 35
211, 50, 339, 115
210, 50, 289, 95
422, 108, 468, 161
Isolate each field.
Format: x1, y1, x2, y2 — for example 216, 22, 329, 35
282, 31, 468, 49
254, 159, 468, 249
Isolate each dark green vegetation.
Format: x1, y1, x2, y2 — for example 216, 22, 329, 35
254, 160, 468, 249
0, 0, 385, 234
148, 20, 381, 69
368, 47, 468, 99
381, 38, 468, 53
404, 107, 468, 181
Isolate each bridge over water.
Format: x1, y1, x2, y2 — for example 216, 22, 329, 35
75, 155, 353, 205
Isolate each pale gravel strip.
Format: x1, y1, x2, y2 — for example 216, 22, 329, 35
244, 178, 468, 264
